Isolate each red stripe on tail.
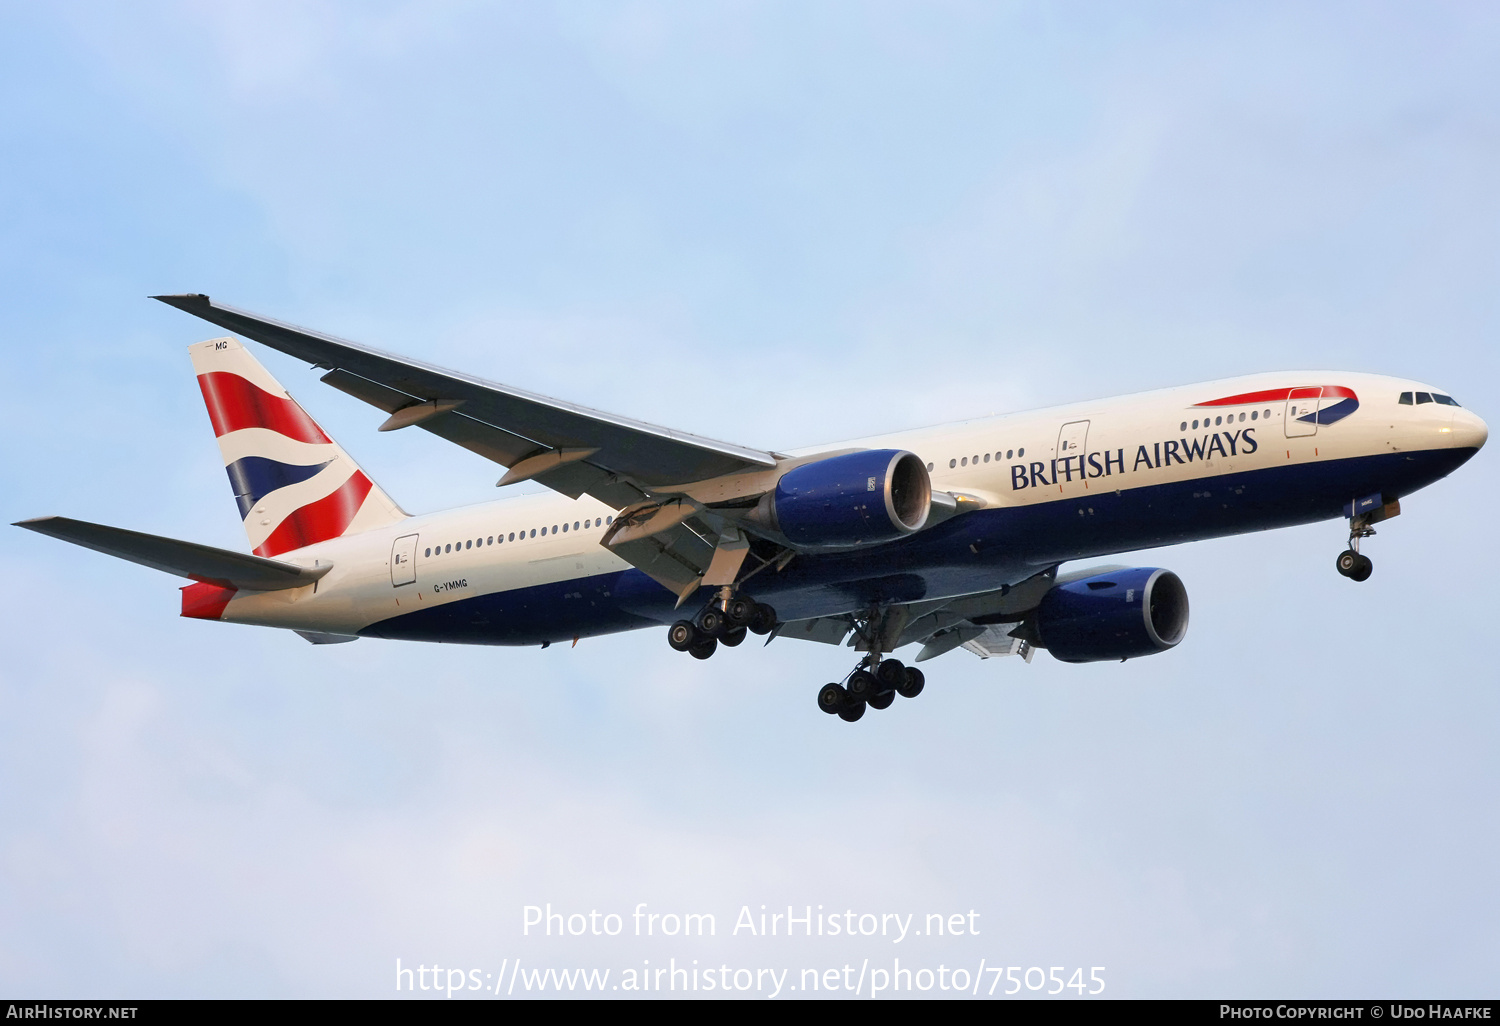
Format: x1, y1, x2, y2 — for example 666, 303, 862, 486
197, 372, 332, 444
181, 582, 237, 620
254, 471, 374, 557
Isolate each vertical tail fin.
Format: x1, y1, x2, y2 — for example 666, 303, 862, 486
189, 337, 407, 557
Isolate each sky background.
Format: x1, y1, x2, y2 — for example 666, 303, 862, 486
2, 0, 1497, 999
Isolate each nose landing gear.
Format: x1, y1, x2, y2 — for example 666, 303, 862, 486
1336, 497, 1401, 583
1335, 548, 1372, 582
1336, 517, 1377, 582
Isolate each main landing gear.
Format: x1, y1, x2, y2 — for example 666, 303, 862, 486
667, 593, 778, 661
1336, 518, 1376, 583
818, 656, 925, 723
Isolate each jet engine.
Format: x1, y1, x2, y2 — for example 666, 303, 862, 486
1034, 567, 1189, 663
755, 449, 932, 548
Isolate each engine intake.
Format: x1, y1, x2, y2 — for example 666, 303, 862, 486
1035, 567, 1189, 663
766, 449, 931, 548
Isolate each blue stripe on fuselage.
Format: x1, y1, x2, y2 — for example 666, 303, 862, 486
360, 445, 1477, 647
1299, 397, 1359, 425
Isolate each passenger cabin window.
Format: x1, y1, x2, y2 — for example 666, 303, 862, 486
1399, 392, 1413, 405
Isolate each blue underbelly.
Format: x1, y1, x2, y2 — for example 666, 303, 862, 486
360, 446, 1476, 646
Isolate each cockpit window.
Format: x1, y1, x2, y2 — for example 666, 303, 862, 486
1398, 392, 1413, 405
1415, 392, 1433, 404
1433, 394, 1461, 407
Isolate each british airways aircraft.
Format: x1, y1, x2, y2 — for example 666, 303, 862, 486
17, 296, 1488, 721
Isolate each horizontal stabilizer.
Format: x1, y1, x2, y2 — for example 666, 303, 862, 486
14, 516, 331, 591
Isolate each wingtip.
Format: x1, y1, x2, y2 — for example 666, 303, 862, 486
12, 516, 61, 534
150, 293, 211, 309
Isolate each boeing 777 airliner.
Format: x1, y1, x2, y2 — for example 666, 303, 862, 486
17, 296, 1488, 721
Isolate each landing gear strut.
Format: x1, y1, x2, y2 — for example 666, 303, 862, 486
1336, 516, 1376, 582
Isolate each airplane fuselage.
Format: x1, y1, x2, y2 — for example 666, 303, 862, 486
208, 370, 1486, 647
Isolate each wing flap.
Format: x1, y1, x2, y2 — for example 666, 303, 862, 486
777, 616, 855, 646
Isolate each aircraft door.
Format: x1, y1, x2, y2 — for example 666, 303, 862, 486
391, 533, 419, 587
1285, 387, 1321, 437
1056, 420, 1091, 489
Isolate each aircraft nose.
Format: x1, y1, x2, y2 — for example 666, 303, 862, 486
1448, 408, 1488, 451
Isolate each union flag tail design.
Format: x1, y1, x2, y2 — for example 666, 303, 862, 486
189, 337, 407, 557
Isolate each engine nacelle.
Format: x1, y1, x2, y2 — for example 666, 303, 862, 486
1035, 567, 1189, 663
766, 449, 932, 548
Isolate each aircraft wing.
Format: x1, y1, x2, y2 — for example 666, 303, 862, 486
152, 294, 779, 510
14, 516, 331, 591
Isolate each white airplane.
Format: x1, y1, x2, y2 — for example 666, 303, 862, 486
17, 296, 1488, 721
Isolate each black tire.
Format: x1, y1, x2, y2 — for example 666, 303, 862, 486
837, 700, 866, 723
1350, 554, 1373, 582
725, 596, 755, 628
1336, 550, 1358, 577
868, 690, 895, 711
817, 683, 846, 714
720, 626, 747, 648
847, 668, 876, 699
875, 659, 906, 692
697, 608, 724, 637
897, 666, 926, 699
749, 603, 777, 636
689, 637, 718, 660
667, 620, 698, 652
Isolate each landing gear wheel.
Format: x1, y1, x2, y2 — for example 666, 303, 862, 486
667, 620, 699, 652
1349, 553, 1373, 582
749, 603, 777, 636
847, 669, 876, 701
1336, 550, 1358, 577
688, 637, 718, 660
719, 626, 747, 648
875, 659, 906, 692
868, 691, 895, 711
724, 597, 755, 628
897, 666, 925, 699
818, 683, 846, 715
696, 608, 724, 637
837, 700, 866, 723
